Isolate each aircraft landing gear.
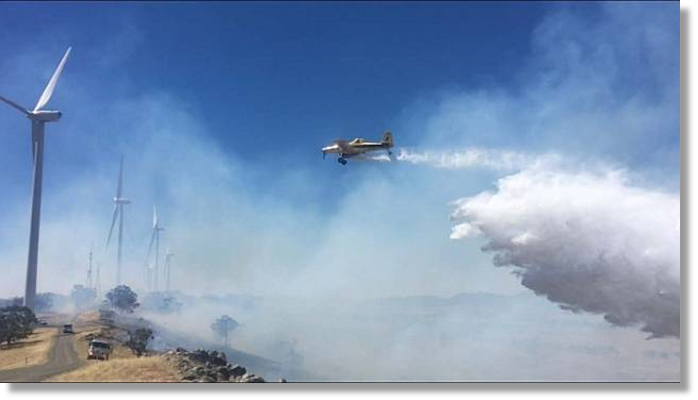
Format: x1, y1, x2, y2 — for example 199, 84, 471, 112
338, 157, 347, 165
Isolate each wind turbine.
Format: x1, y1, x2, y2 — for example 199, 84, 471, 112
164, 247, 174, 293
146, 206, 164, 292
106, 156, 130, 286
95, 262, 101, 300
86, 246, 93, 289
0, 47, 71, 311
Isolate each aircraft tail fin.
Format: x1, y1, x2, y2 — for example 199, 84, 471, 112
382, 131, 394, 147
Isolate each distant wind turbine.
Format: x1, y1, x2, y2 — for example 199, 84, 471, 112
86, 246, 93, 289
146, 206, 164, 292
95, 262, 101, 300
0, 47, 72, 311
106, 156, 130, 286
164, 247, 174, 293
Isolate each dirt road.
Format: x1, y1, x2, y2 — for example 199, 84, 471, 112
0, 326, 84, 382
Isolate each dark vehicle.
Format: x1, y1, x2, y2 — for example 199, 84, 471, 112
62, 323, 74, 334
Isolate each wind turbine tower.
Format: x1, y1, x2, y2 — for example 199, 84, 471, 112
146, 206, 164, 292
164, 248, 174, 292
86, 247, 93, 289
0, 47, 71, 311
95, 263, 101, 300
107, 156, 130, 286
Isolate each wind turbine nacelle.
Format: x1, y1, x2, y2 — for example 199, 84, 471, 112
28, 110, 62, 122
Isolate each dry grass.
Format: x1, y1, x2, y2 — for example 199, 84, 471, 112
71, 312, 136, 364
50, 311, 169, 382
48, 355, 181, 382
0, 327, 57, 371
74, 310, 101, 324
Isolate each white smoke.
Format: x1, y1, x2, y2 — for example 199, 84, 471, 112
396, 148, 541, 171
357, 147, 554, 171
450, 164, 680, 338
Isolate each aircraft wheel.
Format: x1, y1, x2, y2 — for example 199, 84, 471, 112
338, 158, 347, 165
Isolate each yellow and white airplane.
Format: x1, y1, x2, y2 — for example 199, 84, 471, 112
322, 131, 394, 165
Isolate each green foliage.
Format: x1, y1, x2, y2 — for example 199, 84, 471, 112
211, 315, 239, 347
142, 292, 182, 314
0, 306, 38, 346
35, 293, 54, 313
125, 327, 154, 357
71, 284, 97, 311
105, 285, 140, 314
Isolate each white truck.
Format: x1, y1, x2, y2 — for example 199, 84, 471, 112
87, 339, 112, 360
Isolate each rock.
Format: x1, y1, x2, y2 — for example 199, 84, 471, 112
182, 374, 197, 381
216, 366, 231, 380
229, 365, 247, 378
169, 347, 265, 383
241, 374, 265, 383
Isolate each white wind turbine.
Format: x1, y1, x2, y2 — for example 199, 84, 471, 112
164, 247, 174, 293
0, 47, 72, 310
106, 156, 130, 286
146, 206, 164, 291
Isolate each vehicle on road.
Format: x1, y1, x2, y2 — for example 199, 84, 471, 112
62, 324, 74, 334
87, 339, 112, 360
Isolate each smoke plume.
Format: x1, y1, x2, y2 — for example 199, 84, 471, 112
396, 148, 544, 171
450, 164, 680, 338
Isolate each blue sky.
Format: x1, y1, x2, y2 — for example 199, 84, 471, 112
0, 1, 679, 299
3, 1, 546, 173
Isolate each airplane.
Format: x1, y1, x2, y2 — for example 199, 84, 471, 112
322, 131, 394, 165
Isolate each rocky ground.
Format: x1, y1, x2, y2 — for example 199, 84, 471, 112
165, 348, 287, 383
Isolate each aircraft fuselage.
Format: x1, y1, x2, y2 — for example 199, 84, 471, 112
322, 132, 394, 165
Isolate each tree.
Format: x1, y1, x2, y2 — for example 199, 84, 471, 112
71, 285, 96, 311
125, 327, 154, 357
142, 292, 182, 314
158, 296, 182, 314
35, 293, 54, 312
2, 294, 52, 311
0, 306, 38, 347
211, 315, 239, 347
105, 285, 140, 314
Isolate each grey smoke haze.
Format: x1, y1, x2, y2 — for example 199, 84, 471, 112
138, 290, 679, 381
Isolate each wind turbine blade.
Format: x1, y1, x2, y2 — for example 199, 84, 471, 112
34, 47, 71, 112
0, 95, 30, 115
106, 204, 119, 247
153, 205, 158, 228
117, 155, 124, 197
